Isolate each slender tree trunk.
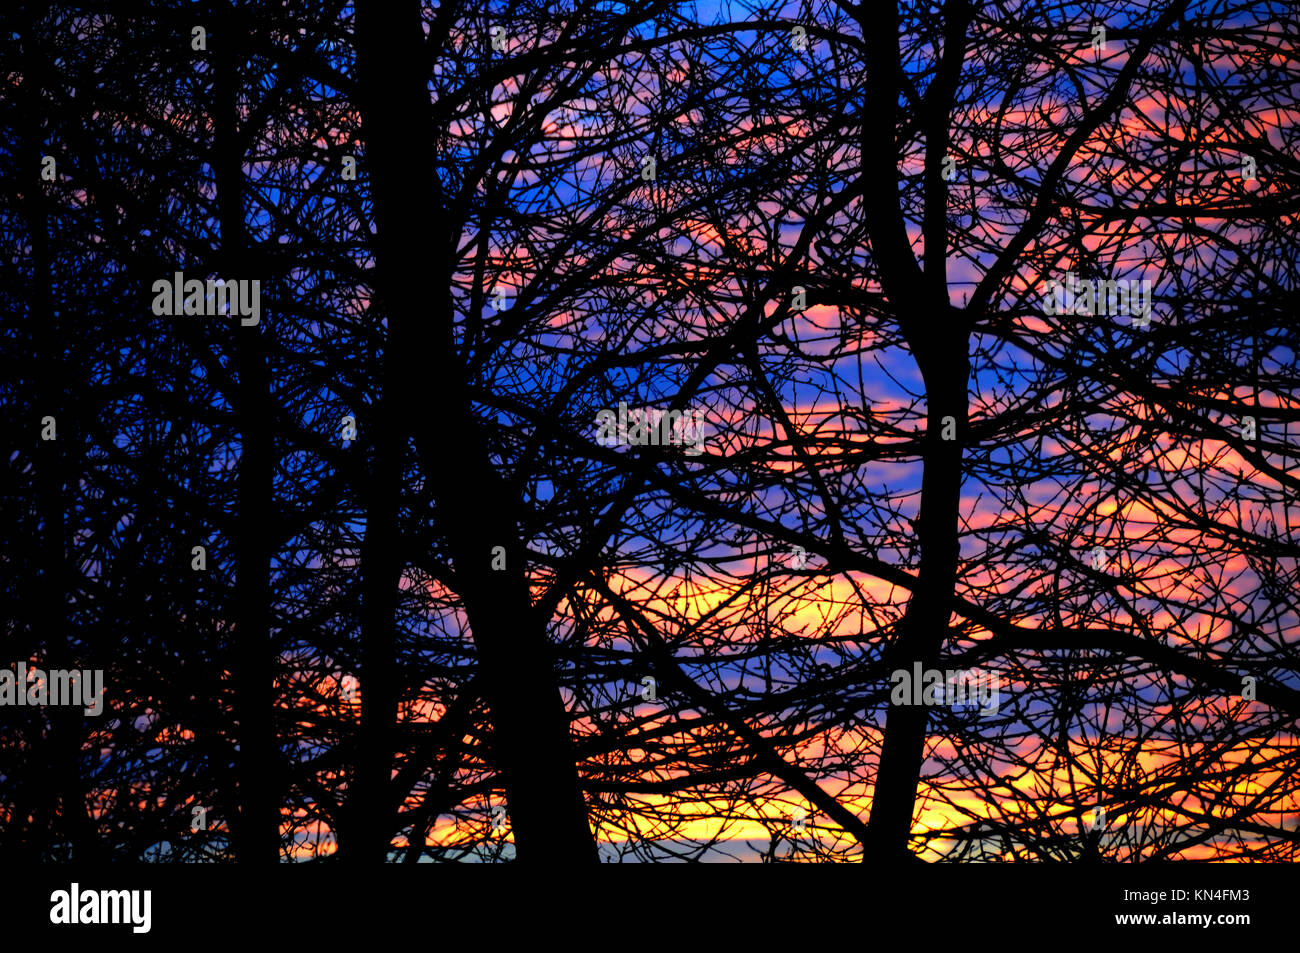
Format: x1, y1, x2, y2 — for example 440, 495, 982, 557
343, 327, 405, 862
214, 6, 280, 863
355, 0, 598, 863
864, 358, 967, 860
858, 0, 971, 861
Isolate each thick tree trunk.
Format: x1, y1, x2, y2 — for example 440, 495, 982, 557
21, 12, 101, 862
355, 1, 597, 863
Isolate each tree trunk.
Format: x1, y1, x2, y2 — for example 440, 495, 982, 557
355, 0, 597, 863
858, 0, 971, 861
214, 7, 280, 863
342, 315, 405, 862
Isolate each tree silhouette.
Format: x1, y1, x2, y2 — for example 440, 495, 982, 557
1, 0, 1296, 864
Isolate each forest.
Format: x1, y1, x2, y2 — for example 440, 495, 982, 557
1, 0, 1297, 864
